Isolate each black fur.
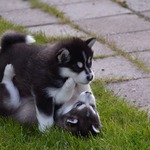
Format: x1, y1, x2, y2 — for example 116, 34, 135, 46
0, 32, 94, 130
0, 83, 14, 116
1, 31, 28, 52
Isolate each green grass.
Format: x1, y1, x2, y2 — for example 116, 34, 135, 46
0, 81, 149, 149
111, 0, 129, 8
0, 16, 150, 150
0, 18, 25, 35
0, 18, 74, 45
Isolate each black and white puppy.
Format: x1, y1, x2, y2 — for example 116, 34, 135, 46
0, 31, 96, 132
0, 64, 102, 136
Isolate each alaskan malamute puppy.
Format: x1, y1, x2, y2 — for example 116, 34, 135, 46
0, 64, 102, 136
0, 31, 96, 132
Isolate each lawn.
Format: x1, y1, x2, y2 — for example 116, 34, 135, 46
0, 18, 150, 150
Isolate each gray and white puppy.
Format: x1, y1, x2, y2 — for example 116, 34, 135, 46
0, 64, 102, 136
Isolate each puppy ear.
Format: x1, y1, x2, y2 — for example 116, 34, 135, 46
92, 125, 100, 134
56, 48, 70, 64
85, 38, 96, 48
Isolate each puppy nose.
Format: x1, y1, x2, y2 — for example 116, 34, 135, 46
85, 91, 92, 95
87, 74, 93, 81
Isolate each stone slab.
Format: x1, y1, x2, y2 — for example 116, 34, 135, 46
0, 0, 29, 12
118, 0, 150, 12
1, 8, 58, 27
131, 51, 150, 70
107, 30, 150, 53
92, 41, 115, 57
141, 11, 150, 18
76, 14, 150, 37
106, 78, 150, 112
92, 56, 146, 80
40, 0, 93, 5
27, 24, 86, 37
52, 0, 130, 21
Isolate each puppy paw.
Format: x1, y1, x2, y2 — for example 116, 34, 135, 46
3, 64, 15, 80
38, 117, 54, 132
64, 78, 75, 90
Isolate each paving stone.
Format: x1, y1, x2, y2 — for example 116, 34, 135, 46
92, 56, 146, 79
0, 0, 29, 12
141, 11, 150, 18
1, 8, 58, 27
118, 0, 150, 12
92, 41, 115, 57
130, 51, 150, 70
27, 24, 86, 37
106, 78, 150, 112
51, 0, 130, 21
76, 14, 150, 37
107, 30, 150, 53
40, 0, 93, 5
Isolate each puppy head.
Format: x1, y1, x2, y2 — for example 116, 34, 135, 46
55, 91, 102, 137
56, 38, 96, 84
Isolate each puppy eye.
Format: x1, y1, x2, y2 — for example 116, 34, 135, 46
75, 101, 83, 108
90, 104, 96, 109
72, 63, 83, 72
88, 57, 92, 64
87, 57, 92, 67
87, 61, 92, 68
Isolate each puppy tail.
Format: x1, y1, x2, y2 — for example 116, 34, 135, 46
0, 31, 35, 53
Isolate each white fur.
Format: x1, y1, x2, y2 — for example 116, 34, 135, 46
78, 92, 96, 105
76, 84, 92, 93
76, 92, 96, 115
2, 64, 15, 81
36, 107, 54, 132
25, 35, 36, 44
89, 105, 96, 114
2, 64, 20, 108
61, 105, 73, 115
60, 67, 93, 84
92, 125, 100, 133
57, 91, 96, 116
76, 104, 96, 115
77, 104, 86, 110
46, 78, 75, 104
88, 57, 92, 64
66, 118, 78, 124
76, 71, 92, 84
77, 62, 83, 68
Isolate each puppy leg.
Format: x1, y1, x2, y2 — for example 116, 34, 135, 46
36, 106, 54, 132
1, 64, 20, 109
55, 78, 75, 104
35, 78, 75, 132
33, 88, 54, 132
